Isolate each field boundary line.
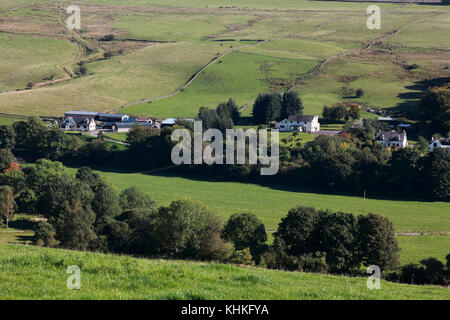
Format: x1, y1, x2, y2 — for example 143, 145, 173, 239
111, 40, 269, 113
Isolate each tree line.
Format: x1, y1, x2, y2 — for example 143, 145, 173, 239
1, 115, 448, 201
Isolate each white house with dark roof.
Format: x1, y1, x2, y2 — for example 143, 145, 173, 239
429, 137, 450, 151
375, 130, 408, 148
60, 117, 96, 132
276, 115, 320, 132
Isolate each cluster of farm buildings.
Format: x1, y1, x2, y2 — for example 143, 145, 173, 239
59, 111, 181, 133
58, 110, 450, 151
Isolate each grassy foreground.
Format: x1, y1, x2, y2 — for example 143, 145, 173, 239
0, 244, 449, 300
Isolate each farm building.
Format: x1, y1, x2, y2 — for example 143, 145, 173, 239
375, 130, 408, 148
60, 117, 96, 132
98, 113, 129, 122
276, 115, 320, 132
65, 111, 99, 120
112, 122, 153, 133
161, 118, 178, 128
429, 137, 450, 151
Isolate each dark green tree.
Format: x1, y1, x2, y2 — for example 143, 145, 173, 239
275, 207, 318, 256
53, 200, 97, 250
358, 213, 400, 270
281, 91, 303, 119
119, 187, 155, 210
222, 213, 267, 252
253, 92, 282, 124
0, 125, 16, 150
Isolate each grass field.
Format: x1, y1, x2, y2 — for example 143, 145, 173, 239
1, 243, 449, 300
0, 1, 448, 117
62, 167, 450, 234
397, 235, 450, 265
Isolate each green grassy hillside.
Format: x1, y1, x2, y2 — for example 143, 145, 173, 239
73, 168, 450, 234
1, 244, 448, 300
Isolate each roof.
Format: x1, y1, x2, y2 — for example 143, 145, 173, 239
113, 122, 152, 128
65, 111, 99, 116
161, 118, 177, 125
433, 138, 450, 146
286, 115, 317, 122
98, 113, 128, 119
375, 130, 406, 142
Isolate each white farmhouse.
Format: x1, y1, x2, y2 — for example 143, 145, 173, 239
60, 117, 96, 132
429, 137, 450, 151
375, 130, 408, 148
276, 115, 320, 132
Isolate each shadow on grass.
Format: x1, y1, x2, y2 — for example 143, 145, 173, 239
388, 77, 450, 118
77, 162, 438, 204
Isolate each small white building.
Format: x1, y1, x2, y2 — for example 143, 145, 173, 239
429, 137, 450, 151
375, 130, 408, 148
276, 115, 320, 132
60, 117, 96, 132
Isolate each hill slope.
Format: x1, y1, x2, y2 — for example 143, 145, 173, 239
0, 244, 448, 300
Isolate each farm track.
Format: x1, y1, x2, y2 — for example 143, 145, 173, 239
110, 40, 270, 113
285, 13, 441, 93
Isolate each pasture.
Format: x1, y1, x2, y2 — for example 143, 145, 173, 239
1, 244, 449, 300
63, 167, 450, 234
0, 0, 448, 117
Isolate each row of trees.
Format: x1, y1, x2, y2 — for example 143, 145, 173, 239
1, 116, 448, 201
253, 91, 303, 124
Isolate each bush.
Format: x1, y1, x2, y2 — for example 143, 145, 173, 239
355, 88, 364, 98
119, 187, 155, 210
34, 221, 59, 248
222, 213, 267, 253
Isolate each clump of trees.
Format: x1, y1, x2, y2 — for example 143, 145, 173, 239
420, 82, 450, 137
197, 98, 239, 132
253, 91, 303, 124
322, 103, 360, 122
260, 207, 399, 274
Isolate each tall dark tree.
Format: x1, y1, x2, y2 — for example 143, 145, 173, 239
275, 207, 318, 256
222, 213, 267, 252
253, 92, 282, 124
420, 83, 450, 136
420, 148, 450, 201
54, 200, 97, 250
358, 213, 400, 270
281, 91, 303, 119
0, 185, 15, 228
0, 125, 16, 150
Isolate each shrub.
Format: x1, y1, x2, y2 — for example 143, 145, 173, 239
222, 213, 267, 253
355, 88, 364, 98
34, 221, 59, 248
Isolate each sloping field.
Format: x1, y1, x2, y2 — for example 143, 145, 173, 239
0, 1, 448, 117
1, 244, 449, 299
65, 167, 450, 234
124, 51, 318, 117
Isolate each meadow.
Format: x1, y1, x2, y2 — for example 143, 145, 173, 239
1, 243, 449, 300
62, 167, 450, 234
0, 0, 448, 117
